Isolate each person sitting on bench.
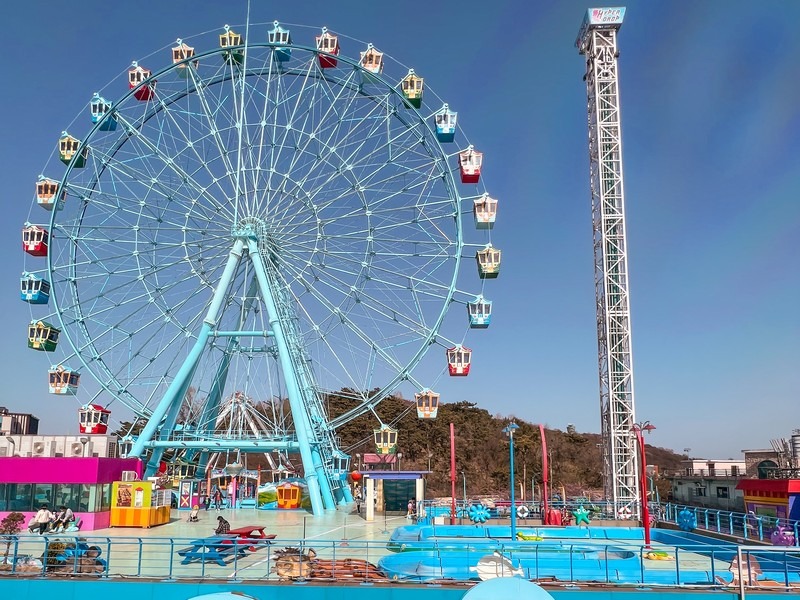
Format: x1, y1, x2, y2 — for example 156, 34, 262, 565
215, 515, 230, 535
51, 505, 75, 532
188, 505, 200, 522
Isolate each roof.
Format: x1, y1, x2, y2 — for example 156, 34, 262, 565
362, 453, 396, 464
736, 479, 800, 493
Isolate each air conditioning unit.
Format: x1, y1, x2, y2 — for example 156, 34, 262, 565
121, 470, 138, 482
32, 441, 47, 456
70, 442, 85, 456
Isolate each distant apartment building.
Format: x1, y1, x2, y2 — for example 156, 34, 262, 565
0, 407, 39, 436
665, 458, 746, 512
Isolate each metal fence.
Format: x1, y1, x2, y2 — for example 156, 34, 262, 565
663, 503, 800, 546
417, 499, 635, 522
1, 533, 799, 588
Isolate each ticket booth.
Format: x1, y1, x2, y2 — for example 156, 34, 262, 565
177, 478, 207, 511
109, 480, 171, 527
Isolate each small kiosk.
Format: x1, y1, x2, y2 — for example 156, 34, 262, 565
736, 479, 800, 522
109, 479, 171, 527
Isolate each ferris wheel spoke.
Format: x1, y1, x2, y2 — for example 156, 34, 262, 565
267, 67, 365, 214
278, 255, 436, 355
113, 114, 237, 222
71, 154, 231, 231
183, 64, 242, 209
270, 90, 392, 222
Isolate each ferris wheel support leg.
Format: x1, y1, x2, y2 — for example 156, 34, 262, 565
130, 239, 246, 469
340, 480, 354, 504
246, 239, 329, 516
190, 276, 258, 470
135, 324, 214, 476
188, 343, 236, 470
142, 371, 199, 476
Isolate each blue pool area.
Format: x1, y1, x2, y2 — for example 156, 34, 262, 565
379, 524, 800, 585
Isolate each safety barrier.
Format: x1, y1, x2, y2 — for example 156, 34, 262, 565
663, 503, 800, 546
1, 532, 799, 588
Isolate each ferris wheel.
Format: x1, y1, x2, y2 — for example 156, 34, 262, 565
21, 22, 501, 516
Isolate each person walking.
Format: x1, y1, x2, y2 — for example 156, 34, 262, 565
354, 487, 363, 514
213, 488, 223, 510
33, 504, 54, 535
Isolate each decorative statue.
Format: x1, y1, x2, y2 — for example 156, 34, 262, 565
770, 525, 796, 546
677, 508, 697, 532
468, 504, 491, 524
573, 505, 591, 526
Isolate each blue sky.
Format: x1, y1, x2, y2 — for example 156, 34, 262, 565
3, 0, 798, 460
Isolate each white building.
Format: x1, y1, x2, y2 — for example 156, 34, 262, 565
666, 458, 746, 512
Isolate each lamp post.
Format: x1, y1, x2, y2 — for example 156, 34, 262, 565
538, 424, 550, 525
397, 452, 403, 472
503, 422, 519, 540
427, 451, 433, 472
632, 421, 656, 547
461, 470, 467, 516
5, 436, 15, 457
355, 453, 361, 471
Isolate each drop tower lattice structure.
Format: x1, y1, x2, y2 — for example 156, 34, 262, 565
576, 7, 640, 516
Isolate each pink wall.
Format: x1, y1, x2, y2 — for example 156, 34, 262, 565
0, 457, 141, 483
6, 509, 110, 531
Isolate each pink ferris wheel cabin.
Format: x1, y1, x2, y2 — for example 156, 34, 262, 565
316, 27, 339, 68
458, 146, 482, 184
22, 224, 49, 257
78, 403, 111, 435
447, 345, 472, 376
128, 62, 156, 102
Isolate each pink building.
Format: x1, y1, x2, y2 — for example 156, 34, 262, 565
0, 456, 142, 530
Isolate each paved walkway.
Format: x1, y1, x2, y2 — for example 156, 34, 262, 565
94, 505, 402, 544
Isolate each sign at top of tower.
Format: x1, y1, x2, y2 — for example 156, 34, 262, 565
576, 7, 626, 52
586, 7, 626, 26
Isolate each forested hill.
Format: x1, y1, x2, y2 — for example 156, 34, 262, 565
329, 393, 684, 498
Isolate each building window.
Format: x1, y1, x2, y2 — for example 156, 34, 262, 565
694, 487, 707, 497
716, 487, 729, 499
8, 483, 33, 511
731, 466, 739, 476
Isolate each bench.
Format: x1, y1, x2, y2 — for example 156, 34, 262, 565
226, 526, 276, 551
177, 539, 248, 566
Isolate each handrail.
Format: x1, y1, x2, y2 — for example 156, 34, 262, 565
663, 502, 800, 546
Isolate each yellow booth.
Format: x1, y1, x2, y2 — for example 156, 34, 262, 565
109, 480, 171, 527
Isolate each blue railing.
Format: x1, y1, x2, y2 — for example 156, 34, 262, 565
1, 533, 800, 588
663, 503, 800, 546
417, 499, 635, 522
416, 500, 800, 546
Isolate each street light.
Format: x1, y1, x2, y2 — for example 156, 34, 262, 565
397, 452, 403, 471
5, 436, 15, 457
355, 453, 362, 471
503, 421, 519, 540
632, 421, 656, 547
461, 470, 467, 516
427, 451, 433, 472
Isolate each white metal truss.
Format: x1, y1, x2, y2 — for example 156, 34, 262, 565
577, 15, 639, 517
